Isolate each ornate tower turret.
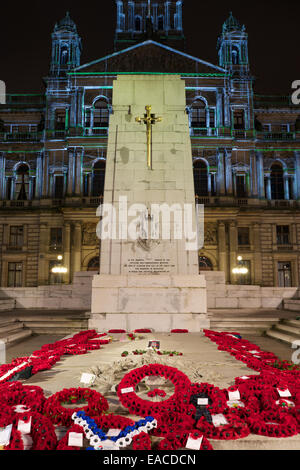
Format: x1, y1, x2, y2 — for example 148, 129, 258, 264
50, 12, 82, 76
217, 13, 254, 135
115, 0, 185, 51
217, 12, 249, 76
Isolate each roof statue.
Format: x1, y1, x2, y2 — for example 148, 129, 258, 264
54, 11, 77, 33
222, 11, 245, 33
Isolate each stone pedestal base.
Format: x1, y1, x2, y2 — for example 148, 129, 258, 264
89, 274, 208, 333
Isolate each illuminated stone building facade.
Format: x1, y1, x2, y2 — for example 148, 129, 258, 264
1, 2, 300, 290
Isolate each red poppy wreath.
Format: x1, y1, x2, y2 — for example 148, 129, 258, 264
43, 388, 109, 427
117, 364, 191, 417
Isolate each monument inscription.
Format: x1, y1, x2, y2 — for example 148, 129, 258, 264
125, 258, 175, 274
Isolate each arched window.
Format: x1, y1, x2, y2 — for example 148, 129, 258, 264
15, 163, 30, 201
87, 257, 100, 272
190, 99, 207, 128
93, 98, 109, 128
91, 160, 106, 197
193, 160, 208, 197
61, 46, 69, 65
135, 15, 142, 31
232, 46, 239, 65
271, 163, 284, 200
199, 256, 213, 272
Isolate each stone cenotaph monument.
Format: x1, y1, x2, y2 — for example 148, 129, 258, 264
89, 74, 208, 332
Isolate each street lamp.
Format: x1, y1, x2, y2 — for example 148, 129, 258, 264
51, 255, 68, 280
232, 256, 249, 275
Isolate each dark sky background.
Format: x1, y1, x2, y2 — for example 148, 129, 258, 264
0, 0, 299, 95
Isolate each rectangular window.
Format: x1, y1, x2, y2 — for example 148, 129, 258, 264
238, 227, 250, 246
54, 175, 64, 199
83, 174, 90, 197
278, 262, 292, 287
211, 174, 216, 196
9, 226, 23, 248
7, 262, 23, 287
233, 110, 245, 129
49, 227, 63, 252
276, 225, 290, 245
55, 109, 66, 130
263, 124, 271, 132
6, 177, 12, 200
236, 175, 247, 197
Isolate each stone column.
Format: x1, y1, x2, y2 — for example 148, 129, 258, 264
224, 92, 230, 127
73, 222, 82, 275
35, 152, 43, 199
74, 149, 82, 196
253, 223, 262, 285
284, 174, 290, 200
207, 173, 212, 196
250, 150, 258, 197
265, 173, 271, 200
41, 152, 49, 198
294, 151, 300, 199
77, 89, 83, 128
225, 149, 233, 195
0, 153, 5, 199
217, 150, 226, 195
218, 222, 227, 278
229, 221, 237, 284
67, 149, 75, 196
216, 90, 223, 128
63, 222, 71, 284
38, 223, 48, 285
256, 151, 264, 198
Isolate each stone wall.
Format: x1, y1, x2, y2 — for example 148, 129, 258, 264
0, 272, 93, 310
202, 271, 299, 309
0, 270, 298, 312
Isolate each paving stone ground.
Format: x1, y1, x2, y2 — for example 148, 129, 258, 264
5, 330, 299, 450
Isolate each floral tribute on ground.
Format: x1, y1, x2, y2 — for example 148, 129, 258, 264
0, 329, 299, 450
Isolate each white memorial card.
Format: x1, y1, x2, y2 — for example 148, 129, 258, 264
17, 417, 32, 434
121, 387, 134, 394
0, 424, 12, 446
277, 388, 292, 398
186, 434, 203, 450
101, 440, 119, 451
68, 432, 83, 447
212, 414, 228, 427
197, 398, 209, 406
228, 390, 240, 401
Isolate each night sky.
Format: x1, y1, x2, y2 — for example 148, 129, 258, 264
0, 0, 299, 95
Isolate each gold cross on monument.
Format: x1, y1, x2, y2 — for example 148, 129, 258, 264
135, 105, 162, 170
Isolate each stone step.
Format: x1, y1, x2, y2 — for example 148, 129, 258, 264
265, 328, 299, 346
275, 323, 300, 336
283, 299, 300, 312
0, 322, 25, 335
0, 298, 15, 311
28, 326, 87, 335
0, 329, 32, 346
284, 319, 300, 328
210, 317, 279, 332
22, 320, 89, 329
16, 314, 90, 322
211, 317, 279, 323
